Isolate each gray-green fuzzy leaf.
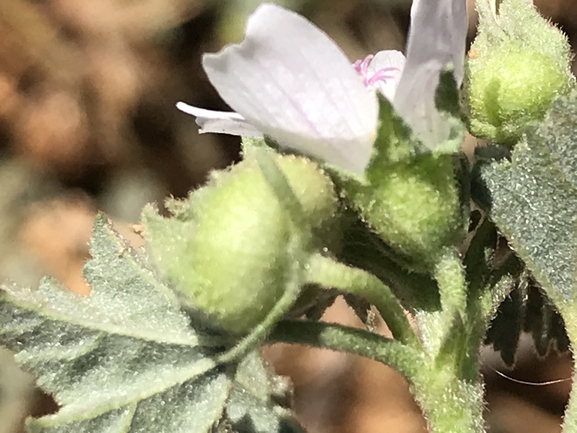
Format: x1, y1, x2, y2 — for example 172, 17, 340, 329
0, 214, 303, 433
222, 352, 305, 433
480, 91, 577, 307
0, 214, 230, 432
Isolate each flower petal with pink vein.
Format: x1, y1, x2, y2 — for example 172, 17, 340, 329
201, 3, 379, 174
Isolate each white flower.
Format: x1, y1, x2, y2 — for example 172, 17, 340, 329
176, 106, 262, 137
178, 1, 467, 173
177, 4, 404, 174
393, 0, 468, 147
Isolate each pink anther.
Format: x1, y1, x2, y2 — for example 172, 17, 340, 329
354, 55, 402, 88
353, 55, 374, 77
366, 67, 401, 86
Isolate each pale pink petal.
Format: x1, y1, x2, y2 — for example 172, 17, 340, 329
201, 3, 378, 174
176, 102, 262, 137
393, 0, 467, 148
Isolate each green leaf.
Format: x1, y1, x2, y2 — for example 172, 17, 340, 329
483, 278, 524, 366
219, 350, 307, 433
0, 214, 300, 433
479, 91, 577, 308
454, 211, 524, 367
477, 94, 577, 431
521, 282, 569, 357
224, 388, 304, 433
220, 352, 305, 433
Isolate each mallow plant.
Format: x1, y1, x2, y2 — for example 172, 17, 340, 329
1, 0, 576, 432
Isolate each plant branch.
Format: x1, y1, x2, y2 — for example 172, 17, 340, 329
305, 253, 419, 346
267, 319, 423, 379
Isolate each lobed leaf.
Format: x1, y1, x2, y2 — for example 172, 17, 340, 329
0, 214, 301, 433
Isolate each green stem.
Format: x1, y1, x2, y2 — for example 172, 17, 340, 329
269, 320, 487, 433
337, 214, 441, 311
410, 250, 487, 432
436, 248, 467, 319
305, 253, 419, 346
267, 319, 423, 379
411, 370, 486, 433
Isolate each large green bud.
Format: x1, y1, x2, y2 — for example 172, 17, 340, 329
345, 153, 466, 273
142, 152, 338, 334
467, 43, 571, 144
465, 0, 573, 145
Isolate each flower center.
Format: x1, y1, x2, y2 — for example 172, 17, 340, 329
353, 55, 401, 88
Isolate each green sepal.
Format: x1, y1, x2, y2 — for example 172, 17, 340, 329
342, 151, 467, 274
474, 0, 572, 67
435, 68, 461, 120
253, 148, 306, 229
336, 69, 468, 274
366, 98, 425, 172
433, 68, 467, 155
367, 67, 464, 173
241, 136, 268, 153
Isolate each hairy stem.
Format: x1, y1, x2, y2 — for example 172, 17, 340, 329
411, 371, 486, 433
305, 254, 419, 346
267, 319, 423, 379
268, 319, 487, 433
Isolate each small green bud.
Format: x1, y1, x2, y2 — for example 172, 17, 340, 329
346, 153, 466, 273
142, 153, 338, 334
466, 0, 573, 145
467, 43, 570, 144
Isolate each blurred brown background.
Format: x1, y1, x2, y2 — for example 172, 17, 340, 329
0, 0, 576, 432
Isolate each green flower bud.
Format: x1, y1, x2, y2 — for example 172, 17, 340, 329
466, 43, 571, 144
466, 0, 574, 145
346, 153, 466, 273
142, 153, 338, 334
